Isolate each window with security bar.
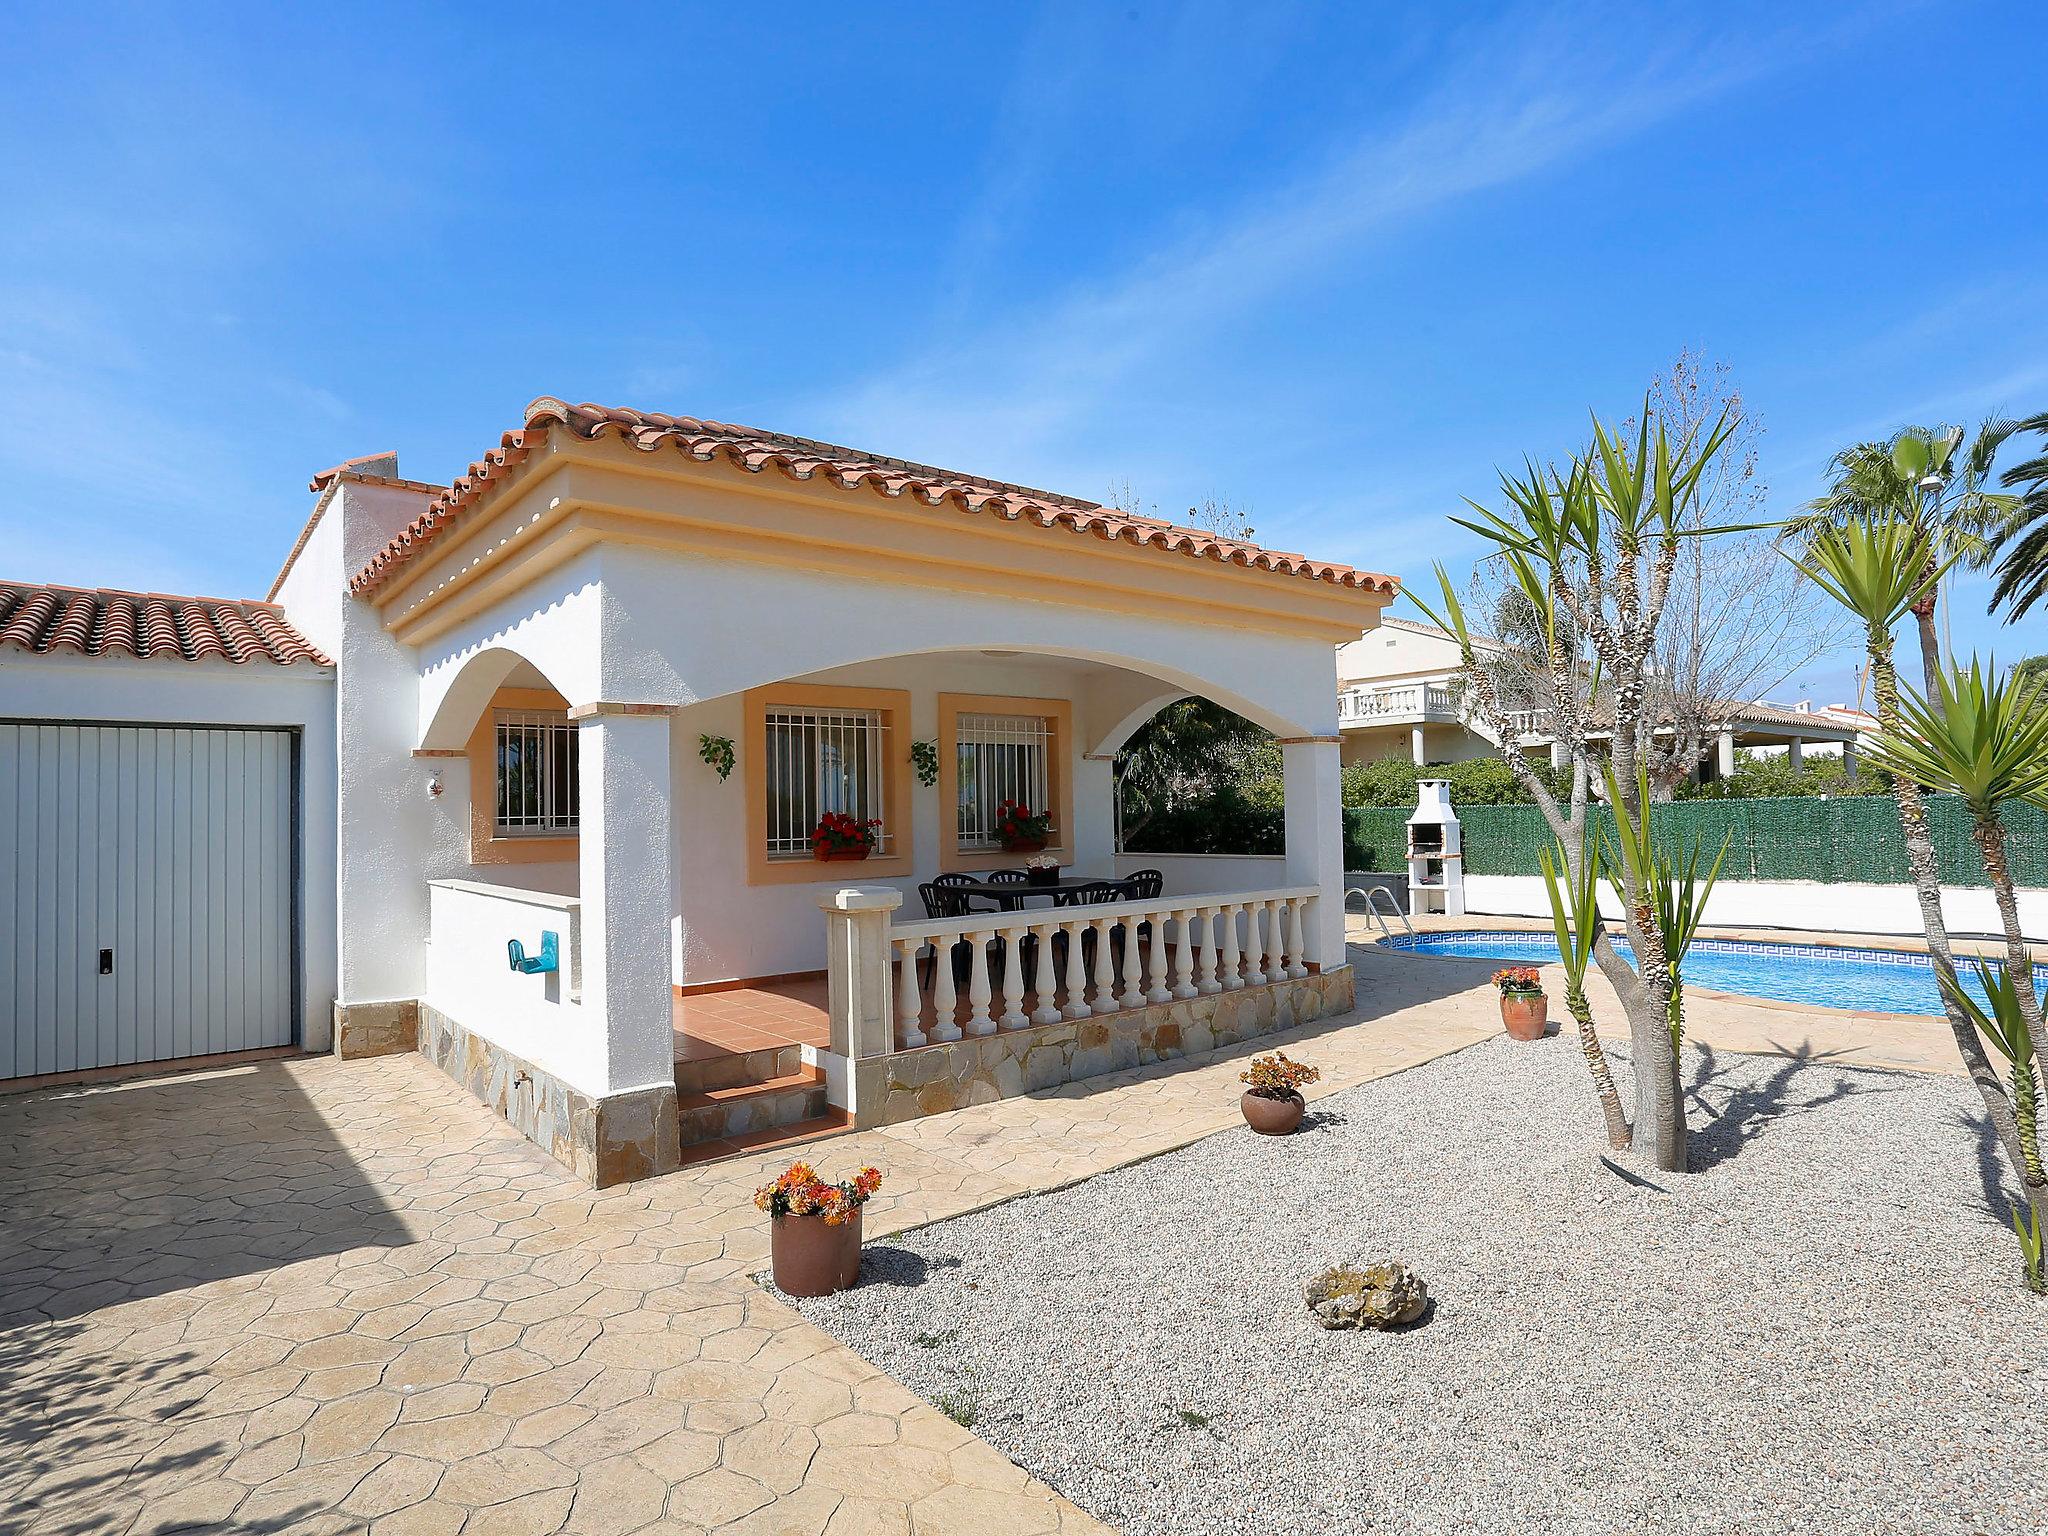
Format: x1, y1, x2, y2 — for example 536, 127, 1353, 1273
495, 711, 579, 835
955, 712, 1055, 850
763, 706, 891, 859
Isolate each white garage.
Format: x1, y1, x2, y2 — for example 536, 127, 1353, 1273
0, 583, 337, 1084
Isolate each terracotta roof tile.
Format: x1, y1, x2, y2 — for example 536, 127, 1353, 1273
0, 581, 330, 667
347, 397, 1401, 599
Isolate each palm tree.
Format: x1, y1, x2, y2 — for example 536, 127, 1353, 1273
1868, 658, 2048, 1026
1943, 962, 2045, 1293
1987, 411, 2048, 620
1789, 421, 2019, 694
1790, 515, 2047, 1287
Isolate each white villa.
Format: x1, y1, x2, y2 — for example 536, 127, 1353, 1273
0, 398, 1392, 1184
1337, 616, 1875, 781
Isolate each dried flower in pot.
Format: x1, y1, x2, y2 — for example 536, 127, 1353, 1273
1492, 965, 1549, 1041
809, 812, 882, 863
1239, 1051, 1320, 1135
1303, 1260, 1429, 1330
754, 1161, 882, 1297
1024, 852, 1061, 886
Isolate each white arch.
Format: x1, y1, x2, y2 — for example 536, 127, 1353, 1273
418, 644, 579, 752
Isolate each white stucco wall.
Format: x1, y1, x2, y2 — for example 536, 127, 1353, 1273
425, 880, 587, 1080
1115, 852, 1291, 894
0, 650, 339, 1047
669, 652, 1127, 985
273, 476, 473, 1012
1464, 874, 2048, 941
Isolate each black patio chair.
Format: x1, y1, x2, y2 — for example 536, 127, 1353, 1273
918, 882, 990, 999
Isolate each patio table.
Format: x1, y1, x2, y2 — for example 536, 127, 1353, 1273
945, 874, 1119, 912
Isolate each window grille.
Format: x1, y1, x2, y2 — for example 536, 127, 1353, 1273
764, 706, 890, 859
956, 712, 1053, 849
495, 711, 579, 835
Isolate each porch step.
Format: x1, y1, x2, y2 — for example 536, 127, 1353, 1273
676, 1109, 854, 1168
677, 1066, 829, 1149
673, 1043, 803, 1096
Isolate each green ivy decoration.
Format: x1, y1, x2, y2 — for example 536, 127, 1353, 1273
910, 739, 939, 787
699, 733, 736, 782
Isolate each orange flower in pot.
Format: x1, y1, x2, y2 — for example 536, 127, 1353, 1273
1492, 966, 1549, 1041
754, 1161, 883, 1297
809, 812, 881, 862
1239, 1051, 1320, 1135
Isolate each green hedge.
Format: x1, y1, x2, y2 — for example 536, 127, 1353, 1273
1139, 795, 2048, 887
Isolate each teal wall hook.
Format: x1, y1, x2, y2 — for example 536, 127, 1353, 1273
507, 931, 559, 975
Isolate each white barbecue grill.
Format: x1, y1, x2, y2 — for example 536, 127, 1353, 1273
1405, 779, 1465, 917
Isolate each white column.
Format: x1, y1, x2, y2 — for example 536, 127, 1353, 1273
1073, 754, 1119, 864
1717, 729, 1736, 779
577, 710, 676, 1095
1787, 737, 1805, 771
1410, 723, 1426, 766
816, 885, 903, 1061
1283, 738, 1346, 971
1549, 739, 1567, 771
1842, 739, 1859, 781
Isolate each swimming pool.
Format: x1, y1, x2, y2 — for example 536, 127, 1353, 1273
1384, 929, 2027, 1016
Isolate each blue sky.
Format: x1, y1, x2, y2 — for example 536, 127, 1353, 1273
3, 1, 2044, 701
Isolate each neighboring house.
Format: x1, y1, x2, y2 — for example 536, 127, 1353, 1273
1336, 616, 1873, 780
2, 397, 1394, 1186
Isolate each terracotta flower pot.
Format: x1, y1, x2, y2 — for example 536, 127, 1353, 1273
1500, 990, 1548, 1041
812, 847, 871, 863
769, 1209, 864, 1297
1001, 837, 1048, 855
1241, 1090, 1305, 1135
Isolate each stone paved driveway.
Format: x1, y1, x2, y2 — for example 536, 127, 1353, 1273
0, 947, 1497, 1536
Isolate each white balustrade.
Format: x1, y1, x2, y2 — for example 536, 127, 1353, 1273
878, 887, 1318, 1054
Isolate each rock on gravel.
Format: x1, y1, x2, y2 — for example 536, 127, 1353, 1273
785, 1036, 2047, 1536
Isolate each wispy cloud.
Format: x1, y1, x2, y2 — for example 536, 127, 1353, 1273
807, 7, 1820, 486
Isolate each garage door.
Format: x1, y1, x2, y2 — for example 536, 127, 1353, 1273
0, 722, 298, 1079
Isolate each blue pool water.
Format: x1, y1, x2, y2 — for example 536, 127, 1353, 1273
1386, 930, 2029, 1016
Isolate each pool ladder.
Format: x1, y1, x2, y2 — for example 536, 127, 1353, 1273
1346, 883, 1412, 939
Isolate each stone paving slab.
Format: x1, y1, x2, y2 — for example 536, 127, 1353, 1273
7, 933, 1924, 1536
0, 944, 1501, 1536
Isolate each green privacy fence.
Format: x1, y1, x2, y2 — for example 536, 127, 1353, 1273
1343, 795, 2048, 887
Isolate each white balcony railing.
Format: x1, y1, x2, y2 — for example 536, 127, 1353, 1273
884, 886, 1318, 1049
1338, 681, 1457, 724
1506, 707, 1555, 737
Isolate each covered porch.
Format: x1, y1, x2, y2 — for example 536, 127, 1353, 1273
344, 398, 1392, 1185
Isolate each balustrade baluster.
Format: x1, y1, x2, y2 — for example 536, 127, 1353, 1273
1194, 906, 1219, 995
1061, 920, 1091, 1021
896, 939, 926, 1049
1262, 900, 1288, 984
930, 936, 961, 1042
1145, 907, 1173, 1005
999, 931, 1030, 1029
1170, 910, 1199, 1001
965, 932, 995, 1036
1285, 898, 1309, 979
1031, 923, 1062, 1025
1091, 915, 1119, 1014
1219, 903, 1243, 991
1116, 916, 1146, 1010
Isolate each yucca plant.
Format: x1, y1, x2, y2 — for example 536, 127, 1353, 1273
1538, 836, 1630, 1148
1866, 659, 2048, 1040
1790, 513, 2047, 1293
1599, 765, 1727, 1049
1941, 962, 2045, 1294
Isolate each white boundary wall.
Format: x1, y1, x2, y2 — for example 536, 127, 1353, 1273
1465, 874, 2048, 941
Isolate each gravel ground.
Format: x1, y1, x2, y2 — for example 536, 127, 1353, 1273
787, 1037, 2048, 1536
